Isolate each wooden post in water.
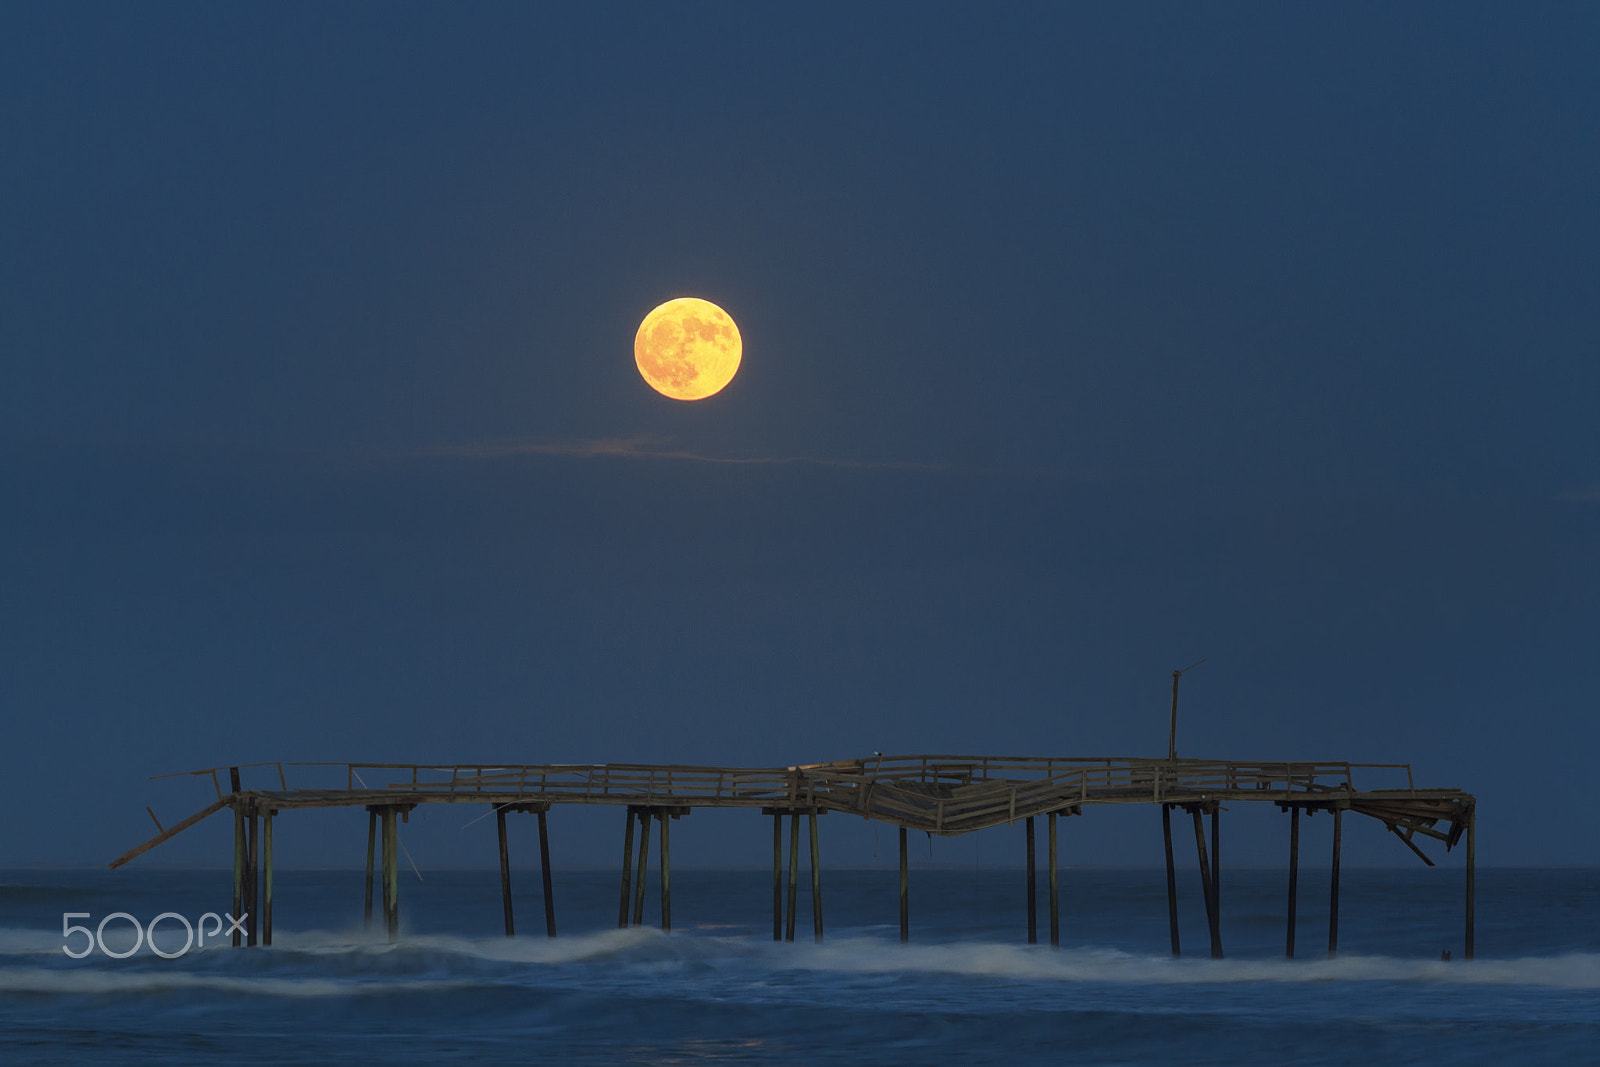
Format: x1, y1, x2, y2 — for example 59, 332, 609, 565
497, 807, 515, 937
230, 768, 244, 948
364, 809, 377, 931
245, 810, 259, 947
772, 814, 783, 941
1025, 815, 1037, 944
1211, 805, 1221, 921
631, 809, 651, 927
538, 809, 556, 938
383, 808, 399, 939
808, 811, 823, 943
1464, 805, 1476, 960
1328, 806, 1342, 957
785, 812, 800, 942
1048, 811, 1060, 948
618, 808, 635, 929
1285, 804, 1299, 959
1162, 804, 1180, 957
1191, 806, 1223, 959
659, 812, 672, 932
262, 811, 274, 948
898, 826, 909, 943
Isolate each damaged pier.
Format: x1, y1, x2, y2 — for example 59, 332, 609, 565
113, 755, 1477, 958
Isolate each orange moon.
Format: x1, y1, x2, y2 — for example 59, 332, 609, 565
634, 297, 742, 401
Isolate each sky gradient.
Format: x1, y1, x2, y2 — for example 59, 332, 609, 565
2, 3, 1597, 872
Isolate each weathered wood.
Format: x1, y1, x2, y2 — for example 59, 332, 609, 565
497, 807, 514, 937
785, 812, 799, 942
618, 808, 635, 929
898, 826, 909, 943
772, 813, 783, 942
232, 800, 245, 948
383, 808, 399, 939
631, 809, 651, 927
1048, 810, 1059, 948
808, 810, 823, 943
262, 811, 274, 948
1191, 806, 1222, 959
107, 797, 230, 871
1162, 804, 1180, 957
1285, 804, 1299, 959
538, 809, 556, 938
364, 809, 376, 931
1025, 815, 1037, 944
1464, 804, 1476, 960
1211, 805, 1221, 920
1329, 805, 1342, 957
659, 811, 672, 932
245, 811, 258, 947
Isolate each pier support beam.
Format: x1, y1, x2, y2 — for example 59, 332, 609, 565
659, 811, 672, 932
262, 810, 274, 948
381, 807, 401, 939
1162, 804, 1180, 957
230, 767, 243, 948
1285, 804, 1299, 959
538, 810, 556, 938
245, 810, 259, 947
497, 807, 515, 937
631, 809, 651, 927
1329, 805, 1342, 957
1464, 804, 1476, 960
773, 814, 784, 941
809, 811, 823, 943
1191, 805, 1223, 959
1048, 811, 1059, 948
785, 813, 799, 942
899, 826, 909, 943
618, 808, 635, 929
364, 810, 377, 932
1025, 816, 1037, 944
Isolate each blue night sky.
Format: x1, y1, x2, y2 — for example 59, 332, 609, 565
2, 3, 1596, 872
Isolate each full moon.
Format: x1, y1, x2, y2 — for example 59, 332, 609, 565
634, 297, 742, 401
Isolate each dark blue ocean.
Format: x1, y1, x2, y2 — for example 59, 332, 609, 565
2, 866, 1595, 1064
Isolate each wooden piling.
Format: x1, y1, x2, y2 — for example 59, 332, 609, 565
245, 811, 258, 947
1285, 804, 1299, 959
364, 809, 376, 931
631, 809, 651, 927
1211, 805, 1221, 919
659, 812, 671, 932
618, 807, 635, 929
231, 800, 245, 948
1464, 804, 1476, 960
898, 826, 909, 943
1025, 815, 1037, 944
497, 807, 514, 937
1328, 805, 1342, 957
1048, 811, 1059, 948
1191, 806, 1223, 959
808, 811, 823, 943
382, 808, 399, 939
773, 814, 783, 942
538, 809, 556, 938
785, 812, 799, 942
1162, 804, 1180, 957
262, 811, 274, 948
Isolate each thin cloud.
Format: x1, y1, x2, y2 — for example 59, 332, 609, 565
418, 434, 964, 471
1556, 481, 1600, 503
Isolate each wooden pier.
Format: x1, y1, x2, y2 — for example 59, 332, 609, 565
112, 755, 1477, 958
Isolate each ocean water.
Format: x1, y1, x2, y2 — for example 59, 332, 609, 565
1, 865, 1594, 1064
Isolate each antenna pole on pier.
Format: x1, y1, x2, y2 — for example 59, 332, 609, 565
1167, 658, 1207, 761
